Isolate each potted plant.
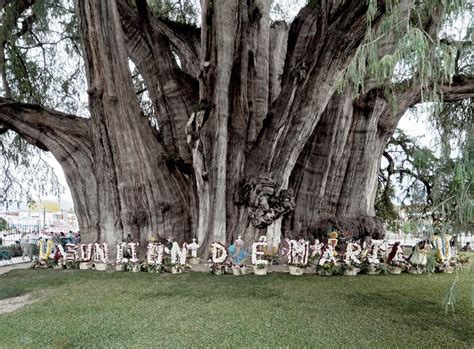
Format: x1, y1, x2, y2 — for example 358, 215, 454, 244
386, 260, 404, 274
131, 263, 141, 272
232, 264, 243, 275
65, 260, 79, 270
94, 262, 108, 271
171, 265, 182, 274
343, 265, 359, 276
142, 261, 160, 273
288, 262, 305, 276
317, 261, 341, 276
362, 255, 383, 274
124, 261, 140, 272
79, 261, 92, 270
170, 263, 188, 274
115, 262, 125, 271
231, 264, 250, 275
367, 263, 382, 275
253, 262, 268, 275
341, 259, 359, 276
317, 245, 340, 276
209, 261, 225, 275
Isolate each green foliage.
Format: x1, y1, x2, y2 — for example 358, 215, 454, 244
0, 132, 63, 208
378, 122, 473, 232
0, 217, 8, 230
147, 0, 199, 26
338, 0, 472, 109
442, 273, 459, 314
375, 180, 398, 221
1, 0, 84, 113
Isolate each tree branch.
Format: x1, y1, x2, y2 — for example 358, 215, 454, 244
249, 0, 386, 185
0, 97, 90, 155
441, 75, 474, 102
394, 168, 432, 202
117, 0, 198, 163
116, 0, 200, 77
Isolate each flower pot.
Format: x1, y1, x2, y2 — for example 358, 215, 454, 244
171, 266, 183, 274
212, 268, 224, 275
344, 268, 358, 276
367, 264, 381, 275
131, 264, 141, 273
253, 265, 267, 275
94, 263, 108, 271
288, 266, 304, 276
388, 266, 402, 274
115, 264, 125, 271
189, 257, 200, 265
79, 262, 91, 270
232, 267, 241, 276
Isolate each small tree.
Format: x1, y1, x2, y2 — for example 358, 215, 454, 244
0, 217, 8, 231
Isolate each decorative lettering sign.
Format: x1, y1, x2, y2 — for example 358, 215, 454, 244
210, 242, 228, 263
29, 235, 464, 276
252, 236, 267, 265
80, 244, 93, 262
171, 242, 188, 265
147, 242, 164, 265
344, 242, 361, 265
93, 243, 109, 263
287, 239, 309, 265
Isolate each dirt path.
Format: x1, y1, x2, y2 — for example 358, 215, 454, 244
0, 294, 38, 315
0, 262, 31, 276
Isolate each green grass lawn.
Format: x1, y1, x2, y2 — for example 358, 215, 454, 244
0, 260, 473, 348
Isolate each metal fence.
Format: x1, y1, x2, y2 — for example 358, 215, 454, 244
0, 231, 38, 266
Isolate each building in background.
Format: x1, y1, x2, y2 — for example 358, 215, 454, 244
0, 200, 78, 233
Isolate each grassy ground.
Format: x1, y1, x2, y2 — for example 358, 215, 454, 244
0, 258, 473, 348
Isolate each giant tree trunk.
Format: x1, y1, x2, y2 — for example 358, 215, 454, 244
194, 0, 387, 249
76, 0, 195, 248
1, 0, 473, 252
287, 89, 409, 239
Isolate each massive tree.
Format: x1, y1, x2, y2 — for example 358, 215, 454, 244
0, 0, 473, 252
